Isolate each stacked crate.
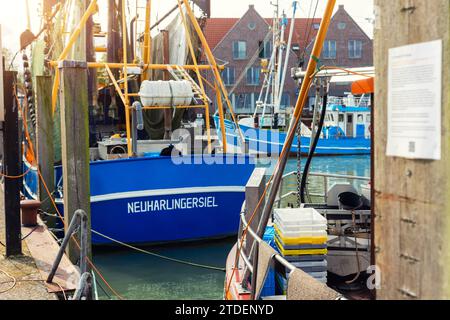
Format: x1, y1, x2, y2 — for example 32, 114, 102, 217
274, 208, 328, 283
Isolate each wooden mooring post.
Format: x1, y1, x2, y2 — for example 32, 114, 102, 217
35, 76, 55, 223
2, 70, 22, 257
58, 60, 92, 264
374, 0, 450, 299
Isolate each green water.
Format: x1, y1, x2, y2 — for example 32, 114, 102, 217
93, 155, 370, 300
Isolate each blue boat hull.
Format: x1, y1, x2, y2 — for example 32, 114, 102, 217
24, 155, 255, 245
214, 117, 371, 156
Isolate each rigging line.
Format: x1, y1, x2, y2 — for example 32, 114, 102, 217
301, 0, 314, 57
91, 230, 226, 272
303, 0, 319, 60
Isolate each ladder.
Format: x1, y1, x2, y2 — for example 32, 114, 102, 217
134, 0, 150, 62
167, 65, 212, 104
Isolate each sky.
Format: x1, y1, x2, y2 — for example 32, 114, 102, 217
0, 0, 374, 54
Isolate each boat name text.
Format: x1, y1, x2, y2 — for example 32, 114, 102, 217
127, 196, 218, 214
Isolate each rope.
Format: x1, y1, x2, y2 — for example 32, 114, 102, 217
0, 277, 67, 300
12, 77, 126, 300
91, 230, 226, 272
36, 169, 126, 300
0, 166, 32, 179
0, 268, 17, 294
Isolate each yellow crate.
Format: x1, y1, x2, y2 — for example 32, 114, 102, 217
275, 237, 328, 256
274, 225, 328, 245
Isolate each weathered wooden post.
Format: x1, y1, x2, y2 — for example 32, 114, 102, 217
2, 70, 22, 257
35, 76, 55, 223
374, 0, 450, 299
58, 60, 92, 264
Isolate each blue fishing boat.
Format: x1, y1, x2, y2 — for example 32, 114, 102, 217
214, 95, 371, 156
20, 1, 257, 246
23, 155, 255, 245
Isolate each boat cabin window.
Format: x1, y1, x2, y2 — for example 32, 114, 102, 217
338, 114, 344, 123
366, 114, 371, 123
357, 114, 364, 123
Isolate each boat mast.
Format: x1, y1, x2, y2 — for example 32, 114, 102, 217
277, 1, 298, 111
274, 9, 286, 116
256, 0, 337, 237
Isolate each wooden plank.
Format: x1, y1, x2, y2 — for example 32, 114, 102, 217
35, 76, 55, 222
374, 0, 450, 299
58, 60, 92, 264
244, 168, 266, 255
22, 218, 79, 293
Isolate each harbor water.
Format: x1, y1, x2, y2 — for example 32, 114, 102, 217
94, 155, 370, 300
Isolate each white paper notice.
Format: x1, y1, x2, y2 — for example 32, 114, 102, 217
386, 40, 442, 160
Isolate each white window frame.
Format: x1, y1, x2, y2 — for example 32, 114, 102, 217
233, 41, 247, 60
348, 40, 362, 59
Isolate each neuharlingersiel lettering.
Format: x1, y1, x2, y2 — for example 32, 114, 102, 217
128, 196, 218, 214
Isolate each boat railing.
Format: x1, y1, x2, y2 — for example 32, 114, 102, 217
235, 202, 299, 300
328, 96, 371, 108
274, 171, 370, 207
232, 169, 345, 300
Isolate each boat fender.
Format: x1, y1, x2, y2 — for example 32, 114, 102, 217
132, 101, 144, 131
160, 145, 182, 157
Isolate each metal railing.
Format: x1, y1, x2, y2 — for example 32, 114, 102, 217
328, 96, 371, 107
275, 171, 370, 207
231, 170, 368, 299
236, 204, 299, 300
47, 209, 93, 300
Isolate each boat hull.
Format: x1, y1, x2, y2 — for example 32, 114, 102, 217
24, 155, 255, 245
214, 117, 371, 156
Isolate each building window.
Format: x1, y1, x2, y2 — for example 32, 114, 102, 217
280, 93, 290, 109
248, 22, 256, 30
246, 67, 260, 85
313, 23, 320, 30
222, 67, 235, 86
338, 22, 346, 30
348, 40, 362, 58
236, 93, 253, 110
323, 40, 336, 59
233, 41, 247, 60
259, 40, 272, 59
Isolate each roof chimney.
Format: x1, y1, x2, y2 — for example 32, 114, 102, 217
338, 4, 345, 10
249, 4, 255, 10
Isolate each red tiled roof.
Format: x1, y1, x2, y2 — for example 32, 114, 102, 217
204, 17, 322, 52
203, 18, 239, 50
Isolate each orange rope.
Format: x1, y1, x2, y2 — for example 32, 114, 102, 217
0, 167, 32, 179
37, 169, 126, 300
12, 82, 125, 300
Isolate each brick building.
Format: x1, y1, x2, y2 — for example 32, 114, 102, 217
202, 4, 373, 116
